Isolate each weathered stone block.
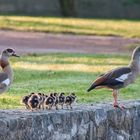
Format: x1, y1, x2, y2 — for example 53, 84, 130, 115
0, 100, 140, 140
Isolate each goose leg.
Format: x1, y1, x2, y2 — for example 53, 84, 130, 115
0, 83, 6, 89
66, 104, 69, 109
113, 89, 119, 108
70, 104, 73, 110
62, 104, 64, 109
112, 90, 125, 110
55, 104, 59, 110
0, 84, 7, 93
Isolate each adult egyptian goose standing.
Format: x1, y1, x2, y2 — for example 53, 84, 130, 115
0, 48, 19, 93
87, 46, 140, 109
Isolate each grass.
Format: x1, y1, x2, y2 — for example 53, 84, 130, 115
0, 53, 140, 109
0, 16, 140, 38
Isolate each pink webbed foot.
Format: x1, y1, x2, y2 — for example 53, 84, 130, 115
113, 104, 126, 110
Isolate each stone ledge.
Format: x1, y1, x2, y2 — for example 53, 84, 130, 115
0, 100, 140, 140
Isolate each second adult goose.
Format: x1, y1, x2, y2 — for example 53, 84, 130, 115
87, 46, 140, 109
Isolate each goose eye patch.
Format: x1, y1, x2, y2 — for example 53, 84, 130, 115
7, 49, 13, 53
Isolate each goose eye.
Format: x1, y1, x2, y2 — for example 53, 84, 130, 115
7, 49, 13, 53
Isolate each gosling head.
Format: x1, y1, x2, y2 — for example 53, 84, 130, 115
53, 93, 58, 97
60, 92, 65, 96
71, 93, 76, 97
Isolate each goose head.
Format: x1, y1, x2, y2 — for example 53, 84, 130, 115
131, 46, 140, 71
131, 46, 140, 60
2, 48, 20, 58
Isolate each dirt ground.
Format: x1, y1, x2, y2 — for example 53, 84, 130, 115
0, 30, 140, 55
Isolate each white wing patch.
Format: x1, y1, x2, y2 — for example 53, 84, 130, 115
115, 73, 131, 82
2, 79, 10, 86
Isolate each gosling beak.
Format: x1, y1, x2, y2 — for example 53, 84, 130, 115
12, 53, 20, 57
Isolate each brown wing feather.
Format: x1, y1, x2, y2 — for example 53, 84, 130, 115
87, 75, 107, 92
87, 67, 131, 92
92, 76, 107, 86
104, 67, 131, 80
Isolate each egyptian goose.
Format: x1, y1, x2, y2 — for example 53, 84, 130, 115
65, 93, 76, 109
28, 93, 40, 111
58, 92, 65, 109
87, 46, 140, 109
50, 93, 59, 110
37, 93, 45, 109
0, 48, 19, 94
21, 92, 36, 109
44, 95, 54, 110
21, 95, 31, 109
53, 93, 59, 110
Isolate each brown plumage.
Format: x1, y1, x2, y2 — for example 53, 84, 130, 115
28, 93, 40, 111
87, 67, 131, 91
58, 92, 65, 109
65, 93, 76, 109
22, 92, 36, 109
44, 95, 54, 110
53, 93, 59, 110
87, 46, 140, 109
50, 93, 59, 110
21, 95, 31, 109
37, 93, 45, 109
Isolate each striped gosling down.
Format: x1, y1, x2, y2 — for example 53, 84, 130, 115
87, 46, 140, 110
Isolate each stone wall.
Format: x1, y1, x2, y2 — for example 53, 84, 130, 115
0, 100, 140, 140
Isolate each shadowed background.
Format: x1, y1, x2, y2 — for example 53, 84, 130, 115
0, 0, 140, 18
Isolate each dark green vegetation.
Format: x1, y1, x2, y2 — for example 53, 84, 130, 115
1, 53, 140, 109
0, 0, 140, 18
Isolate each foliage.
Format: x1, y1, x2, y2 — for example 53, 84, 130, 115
123, 0, 140, 5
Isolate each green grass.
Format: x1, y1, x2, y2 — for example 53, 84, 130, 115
0, 16, 140, 38
1, 53, 140, 109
